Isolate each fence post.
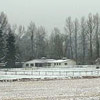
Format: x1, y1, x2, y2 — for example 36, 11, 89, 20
98, 71, 100, 76
52, 71, 54, 76
45, 71, 47, 76
66, 71, 67, 76
97, 71, 99, 76
79, 71, 81, 76
85, 71, 87, 76
91, 71, 93, 76
59, 71, 61, 76
39, 71, 40, 76
31, 71, 33, 75
73, 71, 74, 77
24, 71, 25, 75
5, 71, 7, 75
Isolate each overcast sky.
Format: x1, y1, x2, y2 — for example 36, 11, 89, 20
0, 0, 100, 33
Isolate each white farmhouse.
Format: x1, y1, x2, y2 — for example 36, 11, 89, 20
23, 58, 76, 68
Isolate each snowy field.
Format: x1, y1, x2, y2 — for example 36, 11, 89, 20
0, 78, 100, 100
0, 68, 100, 100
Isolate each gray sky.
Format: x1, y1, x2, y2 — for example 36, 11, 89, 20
0, 0, 100, 33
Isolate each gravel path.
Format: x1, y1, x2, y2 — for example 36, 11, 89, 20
0, 78, 100, 100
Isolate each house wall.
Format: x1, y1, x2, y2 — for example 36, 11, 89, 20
51, 61, 76, 68
23, 60, 76, 68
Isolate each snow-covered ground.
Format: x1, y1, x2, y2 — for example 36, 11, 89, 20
0, 68, 100, 100
0, 78, 100, 100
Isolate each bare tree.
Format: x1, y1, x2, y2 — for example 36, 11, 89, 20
81, 17, 87, 64
48, 28, 63, 59
74, 18, 79, 63
62, 34, 68, 58
94, 13, 100, 59
27, 22, 37, 59
0, 12, 8, 30
65, 17, 74, 59
0, 12, 8, 62
87, 13, 95, 64
35, 26, 46, 58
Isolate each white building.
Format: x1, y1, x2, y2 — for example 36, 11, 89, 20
23, 58, 76, 68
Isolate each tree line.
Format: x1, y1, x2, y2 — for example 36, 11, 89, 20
0, 12, 100, 67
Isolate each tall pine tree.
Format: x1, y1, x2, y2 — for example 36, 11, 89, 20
0, 29, 4, 62
5, 29, 16, 68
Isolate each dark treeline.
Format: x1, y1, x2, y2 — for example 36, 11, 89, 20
0, 12, 100, 66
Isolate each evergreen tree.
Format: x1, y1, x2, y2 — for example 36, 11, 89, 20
0, 29, 4, 62
5, 29, 16, 68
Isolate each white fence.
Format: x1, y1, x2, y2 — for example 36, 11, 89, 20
0, 66, 100, 80
0, 65, 99, 70
0, 70, 100, 77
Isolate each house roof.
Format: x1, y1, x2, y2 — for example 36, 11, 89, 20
25, 59, 75, 64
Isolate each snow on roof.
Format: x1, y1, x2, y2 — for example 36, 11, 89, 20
25, 59, 75, 64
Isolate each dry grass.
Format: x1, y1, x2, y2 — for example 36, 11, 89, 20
0, 78, 100, 100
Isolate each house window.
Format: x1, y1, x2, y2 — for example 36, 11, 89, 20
59, 63, 61, 65
26, 64, 29, 67
30, 64, 34, 66
96, 67, 99, 69
65, 63, 67, 65
54, 63, 56, 65
48, 63, 51, 66
35, 63, 43, 67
